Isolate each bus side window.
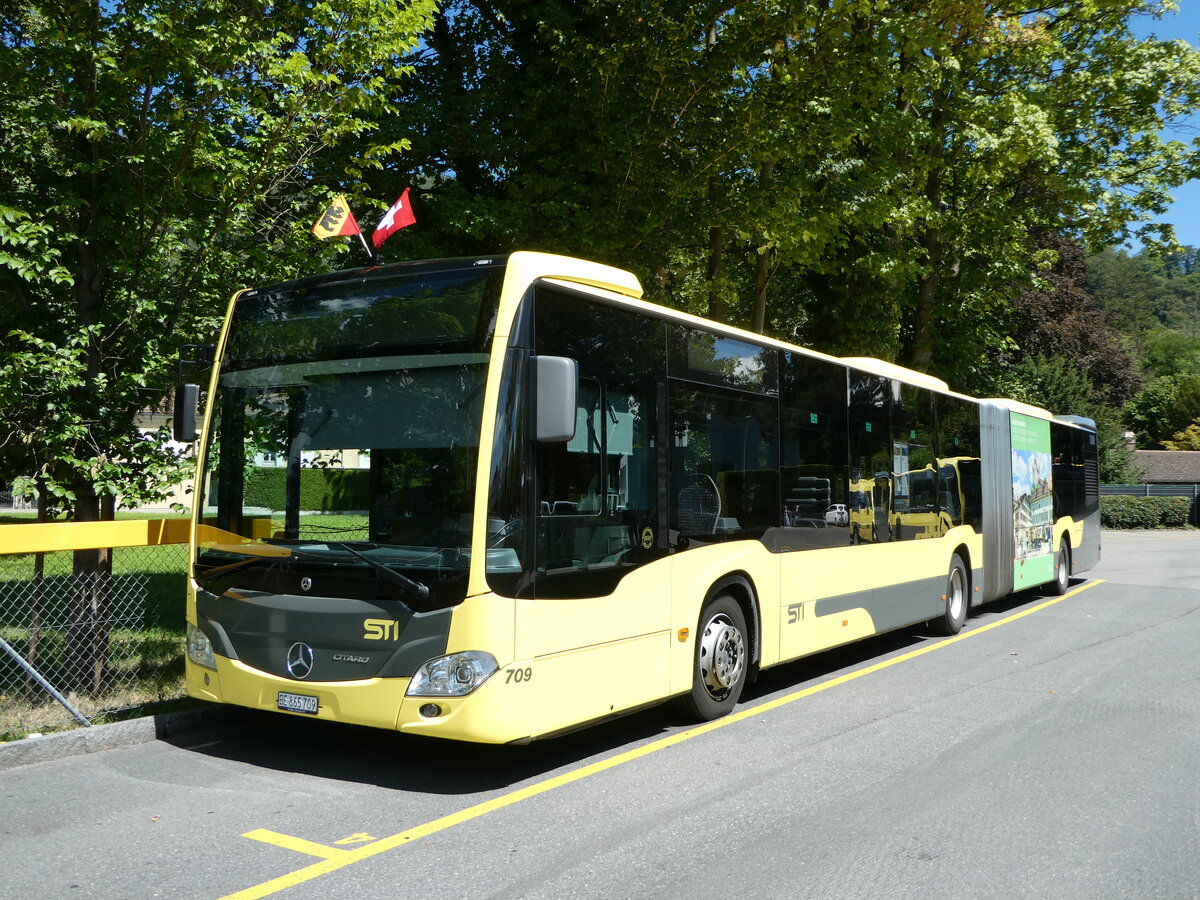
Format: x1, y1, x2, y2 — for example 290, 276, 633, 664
530, 286, 666, 597
668, 384, 778, 543
849, 372, 890, 544
939, 395, 982, 531
779, 352, 848, 551
891, 383, 938, 540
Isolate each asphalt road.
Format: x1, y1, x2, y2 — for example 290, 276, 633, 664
2, 530, 1197, 899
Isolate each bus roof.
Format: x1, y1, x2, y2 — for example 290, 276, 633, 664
840, 357, 950, 392
982, 397, 1054, 419
239, 256, 510, 298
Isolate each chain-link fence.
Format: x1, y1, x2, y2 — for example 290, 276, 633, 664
0, 490, 34, 510
0, 535, 189, 739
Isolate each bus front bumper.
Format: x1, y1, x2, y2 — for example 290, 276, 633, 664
185, 656, 535, 744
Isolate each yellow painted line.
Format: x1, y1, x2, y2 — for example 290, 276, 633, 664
0, 517, 191, 555
222, 578, 1104, 900
332, 833, 378, 845
242, 829, 353, 861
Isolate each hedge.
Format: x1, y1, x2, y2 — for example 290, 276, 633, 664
244, 466, 370, 511
1100, 495, 1192, 529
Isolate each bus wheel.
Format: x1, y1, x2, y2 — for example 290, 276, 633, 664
1050, 544, 1071, 595
931, 554, 968, 636
678, 594, 748, 721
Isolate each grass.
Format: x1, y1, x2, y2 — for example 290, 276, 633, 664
0, 644, 187, 741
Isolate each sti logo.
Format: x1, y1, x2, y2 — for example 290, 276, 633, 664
363, 618, 400, 641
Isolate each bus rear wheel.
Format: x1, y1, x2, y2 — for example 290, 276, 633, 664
677, 594, 748, 721
930, 554, 968, 636
1049, 543, 1071, 595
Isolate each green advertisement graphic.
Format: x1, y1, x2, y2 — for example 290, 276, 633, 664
1011, 413, 1053, 586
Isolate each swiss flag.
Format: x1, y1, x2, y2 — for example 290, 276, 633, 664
372, 188, 417, 249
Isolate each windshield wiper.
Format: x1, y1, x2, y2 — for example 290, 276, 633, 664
324, 540, 431, 604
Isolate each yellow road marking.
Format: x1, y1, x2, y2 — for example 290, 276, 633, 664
332, 833, 378, 845
222, 579, 1103, 900
241, 829, 353, 860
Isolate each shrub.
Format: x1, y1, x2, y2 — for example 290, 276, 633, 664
1100, 495, 1192, 529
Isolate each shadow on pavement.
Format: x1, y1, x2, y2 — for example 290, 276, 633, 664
165, 584, 1063, 794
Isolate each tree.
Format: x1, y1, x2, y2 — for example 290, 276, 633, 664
1123, 374, 1200, 448
1163, 422, 1200, 451
383, 1, 1200, 391
1087, 247, 1170, 335
1005, 233, 1141, 405
816, 1, 1200, 380
0, 0, 436, 692
1088, 245, 1200, 379
1139, 327, 1200, 378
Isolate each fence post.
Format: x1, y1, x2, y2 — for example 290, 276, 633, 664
0, 636, 91, 727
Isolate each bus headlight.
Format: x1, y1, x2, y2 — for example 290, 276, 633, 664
407, 651, 498, 697
187, 622, 217, 670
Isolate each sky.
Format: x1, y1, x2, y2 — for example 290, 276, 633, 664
1127, 4, 1200, 249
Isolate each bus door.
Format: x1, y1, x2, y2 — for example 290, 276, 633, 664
511, 288, 672, 725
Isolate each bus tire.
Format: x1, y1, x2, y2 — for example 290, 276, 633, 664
1050, 542, 1071, 595
930, 554, 968, 636
677, 594, 748, 721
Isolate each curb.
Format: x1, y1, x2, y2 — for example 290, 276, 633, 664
0, 705, 250, 772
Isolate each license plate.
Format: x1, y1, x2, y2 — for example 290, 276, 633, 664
277, 691, 319, 714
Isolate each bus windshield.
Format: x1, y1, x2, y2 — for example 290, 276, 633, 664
195, 261, 504, 609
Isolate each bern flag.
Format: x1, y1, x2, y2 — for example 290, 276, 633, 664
311, 195, 361, 239
373, 188, 417, 249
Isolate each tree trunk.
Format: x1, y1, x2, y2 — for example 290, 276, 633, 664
24, 479, 50, 700
69, 478, 113, 697
905, 84, 949, 374
908, 228, 941, 373
706, 221, 726, 322
69, 178, 113, 696
752, 246, 771, 334
751, 162, 775, 334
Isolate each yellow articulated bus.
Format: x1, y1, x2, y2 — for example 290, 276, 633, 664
174, 252, 1100, 743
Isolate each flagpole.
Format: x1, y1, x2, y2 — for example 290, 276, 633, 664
356, 230, 380, 266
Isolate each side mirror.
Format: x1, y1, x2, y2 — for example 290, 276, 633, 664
173, 383, 200, 442
173, 344, 214, 443
534, 355, 578, 442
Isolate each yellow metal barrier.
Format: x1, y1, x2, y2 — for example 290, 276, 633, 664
0, 518, 191, 555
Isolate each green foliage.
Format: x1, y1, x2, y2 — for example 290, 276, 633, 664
4, 0, 1200, 517
386, 0, 1200, 386
0, 0, 436, 518
1123, 374, 1200, 448
1140, 328, 1200, 377
1162, 422, 1200, 451
997, 355, 1097, 417
1088, 246, 1200, 379
1003, 234, 1141, 406
1100, 495, 1192, 529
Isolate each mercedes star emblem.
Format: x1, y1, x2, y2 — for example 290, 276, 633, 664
286, 641, 314, 679
300, 576, 313, 592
